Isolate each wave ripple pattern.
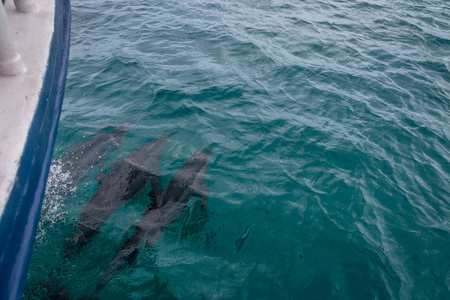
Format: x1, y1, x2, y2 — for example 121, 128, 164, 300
24, 0, 449, 299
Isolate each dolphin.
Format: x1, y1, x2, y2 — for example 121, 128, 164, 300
64, 135, 169, 258
60, 120, 134, 182
94, 145, 213, 294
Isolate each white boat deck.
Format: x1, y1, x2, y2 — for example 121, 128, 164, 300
0, 0, 55, 217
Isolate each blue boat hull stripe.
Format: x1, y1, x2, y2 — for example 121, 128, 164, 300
0, 1, 71, 299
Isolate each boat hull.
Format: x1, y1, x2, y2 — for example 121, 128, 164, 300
0, 1, 71, 299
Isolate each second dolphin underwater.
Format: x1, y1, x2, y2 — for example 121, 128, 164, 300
61, 131, 213, 296
95, 145, 213, 294
65, 135, 169, 257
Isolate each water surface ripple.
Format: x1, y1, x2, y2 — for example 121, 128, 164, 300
24, 0, 449, 299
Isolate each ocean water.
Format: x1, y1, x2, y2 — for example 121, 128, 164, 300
23, 0, 450, 299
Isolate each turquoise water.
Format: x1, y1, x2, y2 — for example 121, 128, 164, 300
24, 0, 449, 299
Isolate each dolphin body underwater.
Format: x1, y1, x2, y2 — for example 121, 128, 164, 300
94, 145, 213, 294
60, 121, 134, 183
64, 135, 169, 258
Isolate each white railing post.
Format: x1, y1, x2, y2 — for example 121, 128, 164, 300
0, 3, 25, 75
14, 0, 37, 13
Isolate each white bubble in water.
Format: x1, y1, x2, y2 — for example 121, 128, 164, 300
36, 159, 76, 241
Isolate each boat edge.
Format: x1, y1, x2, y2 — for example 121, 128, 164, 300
0, 0, 71, 298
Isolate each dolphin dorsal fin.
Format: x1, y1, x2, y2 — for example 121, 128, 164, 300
125, 134, 170, 175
